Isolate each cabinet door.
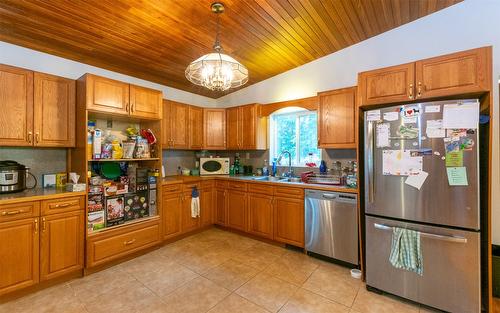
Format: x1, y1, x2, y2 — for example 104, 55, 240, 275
40, 211, 84, 281
129, 85, 162, 119
0, 64, 33, 146
162, 100, 171, 147
215, 188, 227, 226
415, 47, 491, 99
189, 105, 204, 150
274, 197, 304, 247
200, 188, 214, 227
318, 87, 356, 149
169, 101, 189, 149
358, 63, 415, 106
203, 108, 226, 150
226, 190, 247, 231
0, 218, 39, 296
226, 107, 240, 150
33, 73, 75, 147
85, 74, 129, 115
247, 193, 273, 239
181, 192, 199, 233
162, 193, 182, 240
240, 104, 256, 149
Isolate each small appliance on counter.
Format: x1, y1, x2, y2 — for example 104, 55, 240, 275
199, 157, 230, 175
0, 160, 37, 194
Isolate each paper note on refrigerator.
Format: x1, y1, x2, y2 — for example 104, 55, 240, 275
442, 102, 479, 129
367, 110, 381, 121
446, 167, 468, 186
425, 105, 440, 113
383, 111, 399, 121
376, 123, 391, 148
383, 150, 423, 176
425, 119, 445, 138
405, 171, 429, 190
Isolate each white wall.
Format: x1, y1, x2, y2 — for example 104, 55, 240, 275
217, 0, 500, 244
0, 41, 217, 107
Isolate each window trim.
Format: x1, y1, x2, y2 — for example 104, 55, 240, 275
269, 109, 320, 167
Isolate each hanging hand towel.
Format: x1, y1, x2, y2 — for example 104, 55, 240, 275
389, 227, 423, 275
191, 187, 200, 218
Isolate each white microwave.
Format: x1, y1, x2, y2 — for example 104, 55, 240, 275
199, 158, 230, 175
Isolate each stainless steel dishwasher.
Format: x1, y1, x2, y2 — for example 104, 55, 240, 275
305, 190, 358, 265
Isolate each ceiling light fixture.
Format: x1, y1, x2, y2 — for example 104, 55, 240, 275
185, 2, 248, 92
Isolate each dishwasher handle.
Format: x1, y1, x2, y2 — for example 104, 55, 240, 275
321, 193, 337, 200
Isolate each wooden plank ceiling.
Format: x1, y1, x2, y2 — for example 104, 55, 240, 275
0, 0, 462, 98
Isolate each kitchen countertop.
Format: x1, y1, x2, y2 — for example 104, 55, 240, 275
0, 188, 86, 205
162, 175, 358, 194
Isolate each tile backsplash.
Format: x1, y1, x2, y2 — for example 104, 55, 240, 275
0, 148, 67, 187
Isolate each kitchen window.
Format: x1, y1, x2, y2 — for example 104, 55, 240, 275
269, 108, 321, 166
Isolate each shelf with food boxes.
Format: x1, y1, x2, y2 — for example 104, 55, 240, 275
70, 73, 163, 268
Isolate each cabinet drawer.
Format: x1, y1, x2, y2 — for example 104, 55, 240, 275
274, 186, 304, 198
215, 180, 228, 189
201, 180, 215, 189
227, 181, 247, 191
0, 201, 39, 222
248, 183, 273, 195
41, 196, 83, 215
183, 182, 201, 192
87, 220, 160, 267
162, 184, 182, 194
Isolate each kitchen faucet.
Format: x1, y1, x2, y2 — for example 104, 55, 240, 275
277, 150, 294, 177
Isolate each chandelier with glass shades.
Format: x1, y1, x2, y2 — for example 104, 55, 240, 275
185, 2, 248, 92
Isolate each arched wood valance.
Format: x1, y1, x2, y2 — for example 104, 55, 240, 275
259, 96, 318, 117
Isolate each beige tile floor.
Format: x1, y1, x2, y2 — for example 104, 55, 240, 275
0, 228, 439, 313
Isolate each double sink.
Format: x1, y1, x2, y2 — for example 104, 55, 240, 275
248, 176, 302, 183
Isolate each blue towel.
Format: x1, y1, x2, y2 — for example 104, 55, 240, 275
389, 227, 423, 275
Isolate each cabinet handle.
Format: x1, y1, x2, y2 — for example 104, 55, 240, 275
408, 83, 413, 99
53, 203, 71, 208
27, 131, 32, 144
124, 239, 136, 245
42, 217, 46, 232
2, 209, 24, 216
126, 103, 130, 113
34, 219, 38, 234
417, 82, 422, 98
35, 132, 40, 144
131, 104, 134, 113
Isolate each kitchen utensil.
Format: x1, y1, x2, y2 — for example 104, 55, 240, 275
101, 162, 121, 179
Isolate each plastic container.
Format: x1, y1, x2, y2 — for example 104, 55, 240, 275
350, 269, 362, 279
272, 158, 277, 176
319, 160, 327, 174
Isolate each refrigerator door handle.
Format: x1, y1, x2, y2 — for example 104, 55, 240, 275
367, 121, 375, 203
373, 223, 468, 244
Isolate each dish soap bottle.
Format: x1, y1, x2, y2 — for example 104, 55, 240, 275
319, 160, 327, 174
272, 158, 278, 176
262, 160, 269, 176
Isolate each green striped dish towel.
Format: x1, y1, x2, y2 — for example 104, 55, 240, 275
389, 227, 423, 276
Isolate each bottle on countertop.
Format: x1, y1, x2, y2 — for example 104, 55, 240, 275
319, 160, 327, 174
262, 160, 269, 176
234, 153, 241, 174
271, 158, 278, 176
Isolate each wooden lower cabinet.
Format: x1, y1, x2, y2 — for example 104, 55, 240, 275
226, 190, 247, 231
40, 210, 84, 281
86, 218, 160, 268
247, 193, 273, 239
181, 192, 199, 233
273, 196, 305, 247
0, 218, 39, 296
200, 188, 214, 227
162, 191, 182, 240
215, 188, 227, 226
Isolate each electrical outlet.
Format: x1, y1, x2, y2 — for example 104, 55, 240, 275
106, 119, 113, 128
245, 152, 250, 159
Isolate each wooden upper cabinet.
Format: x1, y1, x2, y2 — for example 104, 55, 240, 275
226, 104, 266, 150
226, 107, 240, 150
163, 100, 189, 149
33, 73, 75, 147
84, 74, 129, 115
358, 62, 415, 106
0, 218, 39, 296
0, 64, 33, 147
129, 85, 162, 119
203, 108, 226, 150
189, 105, 203, 150
318, 87, 356, 149
40, 211, 84, 281
415, 47, 491, 99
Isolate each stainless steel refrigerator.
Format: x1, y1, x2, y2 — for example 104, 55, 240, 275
364, 99, 481, 313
